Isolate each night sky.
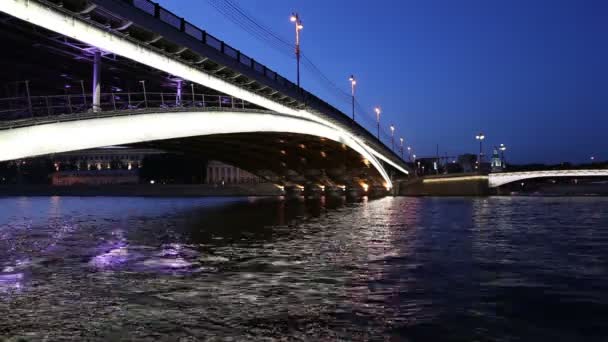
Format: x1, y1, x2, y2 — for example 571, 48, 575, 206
161, 0, 607, 164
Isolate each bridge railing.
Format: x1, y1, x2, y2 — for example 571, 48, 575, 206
0, 92, 253, 121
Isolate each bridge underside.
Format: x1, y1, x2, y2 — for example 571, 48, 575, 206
132, 132, 387, 189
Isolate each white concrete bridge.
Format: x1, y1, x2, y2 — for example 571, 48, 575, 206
489, 170, 608, 188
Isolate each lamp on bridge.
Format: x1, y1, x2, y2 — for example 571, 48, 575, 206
390, 125, 395, 151
400, 137, 404, 160
475, 132, 485, 168
349, 75, 357, 122
407, 146, 412, 162
374, 107, 381, 139
290, 13, 303, 88
499, 143, 507, 169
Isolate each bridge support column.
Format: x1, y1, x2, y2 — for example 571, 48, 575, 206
92, 50, 101, 112
176, 79, 182, 106
324, 186, 344, 200
285, 186, 304, 200
369, 186, 389, 198
345, 186, 364, 201
304, 185, 323, 200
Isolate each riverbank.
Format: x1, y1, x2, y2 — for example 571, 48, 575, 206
0, 183, 283, 197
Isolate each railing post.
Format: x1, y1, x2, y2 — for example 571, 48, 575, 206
24, 80, 32, 117
219, 95, 222, 109
160, 92, 165, 107
80, 80, 87, 106
111, 93, 116, 111
201, 94, 205, 108
45, 96, 51, 117
191, 83, 195, 107
67, 95, 72, 114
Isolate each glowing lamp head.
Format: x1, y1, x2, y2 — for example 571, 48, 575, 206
390, 125, 395, 133
290, 15, 297, 22
297, 24, 304, 30
476, 133, 485, 140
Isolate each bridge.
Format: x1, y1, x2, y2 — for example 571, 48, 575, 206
488, 170, 608, 188
0, 0, 410, 194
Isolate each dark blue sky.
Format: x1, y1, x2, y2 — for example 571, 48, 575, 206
162, 0, 607, 164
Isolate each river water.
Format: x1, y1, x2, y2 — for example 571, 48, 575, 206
0, 196, 607, 341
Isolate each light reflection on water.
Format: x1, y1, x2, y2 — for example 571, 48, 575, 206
0, 196, 607, 341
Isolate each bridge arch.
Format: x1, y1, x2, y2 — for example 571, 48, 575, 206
488, 170, 608, 188
0, 0, 409, 180
0, 109, 396, 188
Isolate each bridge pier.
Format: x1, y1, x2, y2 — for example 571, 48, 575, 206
304, 184, 323, 200
324, 186, 345, 200
345, 186, 364, 201
368, 185, 390, 198
284, 185, 304, 200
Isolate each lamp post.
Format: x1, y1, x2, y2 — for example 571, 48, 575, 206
407, 146, 412, 162
290, 13, 303, 88
499, 143, 507, 169
390, 124, 395, 151
475, 132, 485, 169
399, 137, 404, 160
374, 107, 381, 139
349, 75, 356, 121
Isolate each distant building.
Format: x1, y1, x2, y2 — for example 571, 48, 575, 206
50, 147, 164, 185
206, 160, 263, 184
490, 147, 504, 172
52, 147, 165, 172
52, 170, 139, 186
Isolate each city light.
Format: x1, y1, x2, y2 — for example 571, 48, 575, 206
374, 107, 381, 139
475, 132, 485, 166
349, 75, 356, 121
290, 12, 303, 87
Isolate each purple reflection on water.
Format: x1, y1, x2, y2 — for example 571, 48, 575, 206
0, 269, 24, 294
138, 244, 199, 272
90, 246, 130, 268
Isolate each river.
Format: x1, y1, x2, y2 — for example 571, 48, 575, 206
1, 196, 607, 341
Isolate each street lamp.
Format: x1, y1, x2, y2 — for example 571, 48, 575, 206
374, 107, 381, 139
407, 146, 412, 161
290, 13, 303, 88
349, 75, 356, 121
390, 124, 395, 151
399, 137, 404, 160
475, 132, 485, 168
499, 143, 507, 168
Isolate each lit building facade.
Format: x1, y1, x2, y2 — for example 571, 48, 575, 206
51, 147, 165, 172
206, 160, 263, 184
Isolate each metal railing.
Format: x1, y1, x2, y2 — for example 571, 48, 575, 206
0, 92, 253, 121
